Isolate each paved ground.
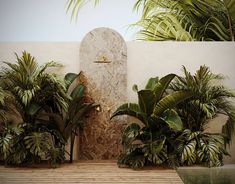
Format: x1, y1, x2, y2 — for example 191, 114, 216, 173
0, 161, 183, 184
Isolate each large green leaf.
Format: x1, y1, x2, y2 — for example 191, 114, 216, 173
153, 91, 194, 117
70, 84, 85, 99
138, 90, 155, 116
24, 132, 52, 159
145, 77, 159, 90
161, 109, 183, 131
180, 139, 197, 164
154, 74, 176, 103
122, 123, 142, 145
64, 72, 79, 90
111, 103, 145, 123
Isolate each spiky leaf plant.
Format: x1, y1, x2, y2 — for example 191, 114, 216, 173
111, 74, 193, 168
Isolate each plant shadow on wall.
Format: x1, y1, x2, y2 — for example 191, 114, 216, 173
0, 51, 96, 166
111, 66, 235, 169
66, 0, 235, 41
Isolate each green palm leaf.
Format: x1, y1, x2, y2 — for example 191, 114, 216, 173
153, 91, 193, 117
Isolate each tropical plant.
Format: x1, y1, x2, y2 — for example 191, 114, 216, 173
0, 123, 65, 165
175, 129, 229, 167
111, 74, 193, 168
66, 0, 235, 41
0, 51, 68, 123
0, 51, 68, 165
66, 0, 101, 21
43, 72, 97, 163
134, 0, 235, 41
170, 65, 235, 143
0, 87, 11, 123
0, 51, 96, 165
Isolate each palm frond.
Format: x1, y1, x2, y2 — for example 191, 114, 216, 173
66, 0, 101, 21
133, 0, 235, 41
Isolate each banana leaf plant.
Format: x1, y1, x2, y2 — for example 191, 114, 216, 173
111, 74, 193, 168
43, 72, 97, 163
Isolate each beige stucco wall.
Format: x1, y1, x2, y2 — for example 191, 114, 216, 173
0, 42, 235, 163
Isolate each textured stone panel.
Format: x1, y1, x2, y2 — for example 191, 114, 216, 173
79, 27, 127, 159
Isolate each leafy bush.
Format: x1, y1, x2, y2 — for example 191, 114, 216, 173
170, 65, 235, 167
0, 51, 95, 166
176, 129, 228, 167
171, 66, 235, 143
111, 74, 193, 168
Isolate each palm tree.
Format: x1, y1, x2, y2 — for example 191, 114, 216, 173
66, 0, 235, 41
133, 0, 235, 41
0, 51, 68, 124
170, 65, 235, 142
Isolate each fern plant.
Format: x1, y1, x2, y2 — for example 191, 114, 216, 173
111, 74, 193, 168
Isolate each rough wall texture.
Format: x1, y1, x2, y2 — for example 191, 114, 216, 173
79, 28, 127, 159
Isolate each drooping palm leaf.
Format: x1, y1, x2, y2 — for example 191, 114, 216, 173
66, 0, 101, 21
134, 0, 235, 41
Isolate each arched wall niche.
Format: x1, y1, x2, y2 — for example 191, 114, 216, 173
79, 27, 127, 159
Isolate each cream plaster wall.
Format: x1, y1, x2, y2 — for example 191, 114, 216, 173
0, 42, 235, 163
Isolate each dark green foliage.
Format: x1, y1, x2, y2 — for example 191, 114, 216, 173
170, 65, 235, 167
65, 0, 235, 41
0, 123, 65, 165
171, 65, 235, 143
111, 74, 193, 168
176, 129, 229, 167
134, 0, 235, 41
0, 51, 95, 166
46, 72, 97, 163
